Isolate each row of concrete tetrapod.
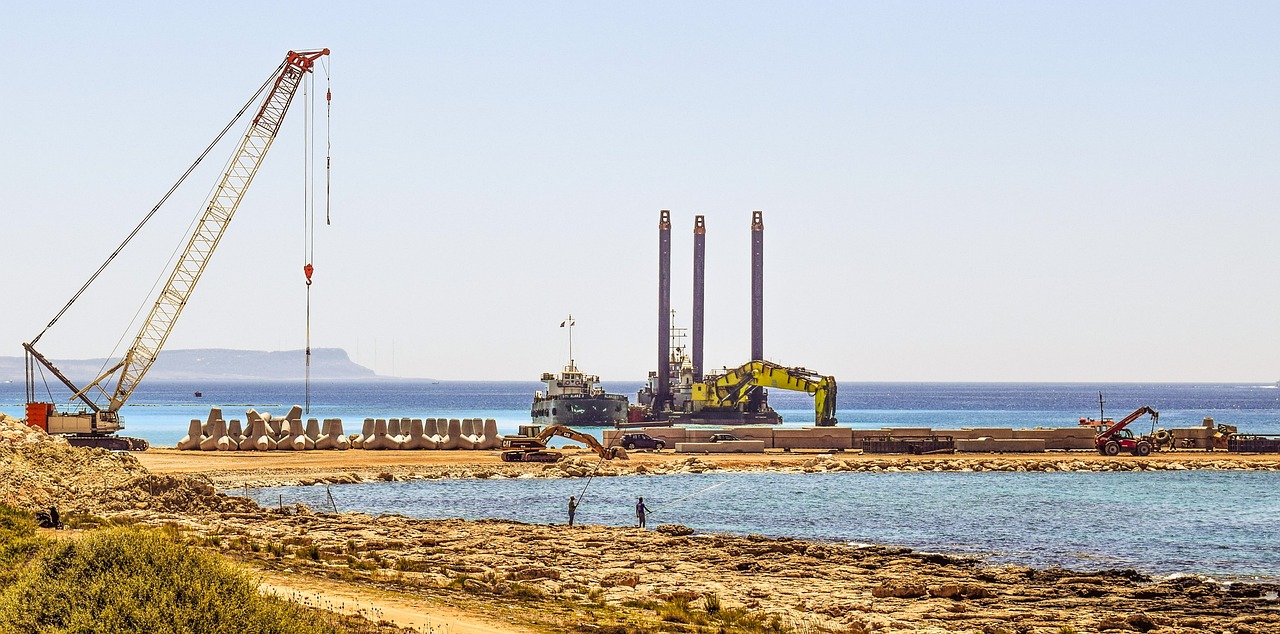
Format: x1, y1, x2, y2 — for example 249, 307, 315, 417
175, 407, 501, 451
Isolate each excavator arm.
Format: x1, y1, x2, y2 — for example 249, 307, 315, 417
535, 425, 628, 460
708, 360, 838, 426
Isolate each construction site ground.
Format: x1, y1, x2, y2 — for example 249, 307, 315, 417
135, 446, 1280, 489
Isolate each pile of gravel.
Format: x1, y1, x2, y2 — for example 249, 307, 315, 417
0, 413, 257, 515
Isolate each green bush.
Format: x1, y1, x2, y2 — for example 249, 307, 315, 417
0, 505, 48, 590
0, 527, 343, 634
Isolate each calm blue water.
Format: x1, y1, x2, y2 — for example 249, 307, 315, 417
245, 470, 1280, 582
6, 379, 1279, 579
3, 380, 1278, 447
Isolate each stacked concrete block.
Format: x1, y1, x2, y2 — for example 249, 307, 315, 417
729, 427, 776, 445
774, 427, 853, 450
956, 437, 1045, 453
676, 440, 766, 453
955, 428, 1016, 440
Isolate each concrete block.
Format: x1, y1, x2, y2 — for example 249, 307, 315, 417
727, 427, 775, 445
961, 428, 1015, 439
887, 427, 933, 437
774, 427, 853, 450
675, 440, 766, 453
955, 438, 1045, 453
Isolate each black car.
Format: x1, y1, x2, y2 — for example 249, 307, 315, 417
620, 433, 666, 451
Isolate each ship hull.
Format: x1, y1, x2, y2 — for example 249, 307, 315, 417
531, 395, 629, 427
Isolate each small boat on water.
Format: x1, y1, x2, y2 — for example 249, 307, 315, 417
194, 391, 202, 398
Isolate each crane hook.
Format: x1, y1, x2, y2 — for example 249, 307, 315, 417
304, 263, 314, 286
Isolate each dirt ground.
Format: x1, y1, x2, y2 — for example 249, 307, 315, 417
134, 446, 1280, 489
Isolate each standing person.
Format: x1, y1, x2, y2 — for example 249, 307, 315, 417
568, 495, 578, 527
635, 496, 649, 528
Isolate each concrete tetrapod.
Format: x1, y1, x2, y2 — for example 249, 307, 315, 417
440, 419, 463, 450
480, 418, 501, 449
402, 418, 436, 450
177, 419, 203, 450
200, 419, 227, 451
216, 419, 237, 451
244, 416, 277, 451
362, 418, 399, 450
456, 419, 481, 450
315, 419, 337, 450
279, 420, 307, 451
351, 418, 374, 449
331, 419, 350, 450
305, 419, 321, 449
262, 413, 280, 439
227, 419, 245, 447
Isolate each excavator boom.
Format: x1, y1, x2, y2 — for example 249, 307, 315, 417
704, 360, 838, 425
501, 425, 628, 462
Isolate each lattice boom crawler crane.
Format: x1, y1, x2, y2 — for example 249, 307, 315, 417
22, 49, 330, 451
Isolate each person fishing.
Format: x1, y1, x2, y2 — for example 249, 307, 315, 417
635, 496, 649, 528
567, 495, 578, 527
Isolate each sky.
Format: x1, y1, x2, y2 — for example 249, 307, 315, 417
1, 1, 1277, 382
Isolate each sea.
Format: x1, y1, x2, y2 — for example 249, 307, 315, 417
3, 380, 1279, 581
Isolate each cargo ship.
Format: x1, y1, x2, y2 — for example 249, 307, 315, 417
530, 316, 629, 427
530, 361, 629, 426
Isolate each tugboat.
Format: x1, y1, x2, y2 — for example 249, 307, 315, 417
530, 316, 629, 427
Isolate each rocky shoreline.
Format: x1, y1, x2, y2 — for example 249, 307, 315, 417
174, 452, 1280, 490
4, 414, 1280, 633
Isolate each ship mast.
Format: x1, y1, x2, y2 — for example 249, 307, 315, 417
561, 314, 576, 368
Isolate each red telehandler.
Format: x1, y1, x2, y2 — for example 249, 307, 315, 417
1088, 406, 1160, 456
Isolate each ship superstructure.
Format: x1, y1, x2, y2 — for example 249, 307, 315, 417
530, 316, 628, 427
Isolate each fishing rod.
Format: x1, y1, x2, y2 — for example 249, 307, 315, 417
646, 477, 734, 516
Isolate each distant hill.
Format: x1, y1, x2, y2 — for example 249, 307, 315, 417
0, 348, 376, 382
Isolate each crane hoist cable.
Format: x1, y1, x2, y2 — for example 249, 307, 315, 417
302, 61, 333, 414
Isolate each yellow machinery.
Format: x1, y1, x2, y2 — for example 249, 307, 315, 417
691, 360, 837, 426
500, 425, 629, 462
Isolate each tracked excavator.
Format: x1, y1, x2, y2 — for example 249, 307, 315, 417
686, 360, 838, 426
22, 49, 330, 451
500, 425, 629, 462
